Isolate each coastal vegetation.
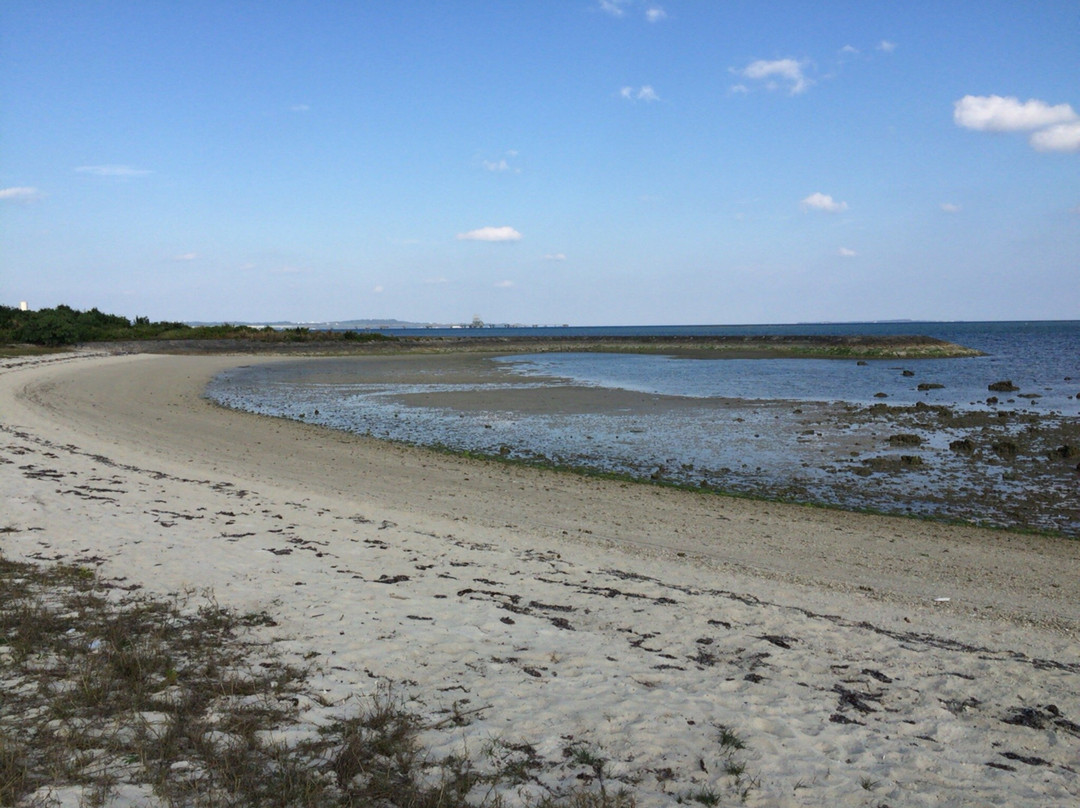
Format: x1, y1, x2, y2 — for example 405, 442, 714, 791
0, 305, 394, 349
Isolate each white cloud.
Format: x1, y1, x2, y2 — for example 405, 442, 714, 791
738, 58, 811, 95
953, 95, 1077, 132
172, 252, 199, 261
839, 45, 859, 56
483, 159, 510, 172
456, 226, 522, 242
877, 40, 897, 53
0, 186, 43, 202
544, 253, 567, 261
940, 202, 962, 213
645, 7, 666, 22
621, 85, 660, 102
495, 280, 514, 288
373, 285, 384, 293
75, 164, 152, 177
290, 104, 310, 112
838, 247, 857, 257
801, 192, 848, 213
1029, 121, 1080, 153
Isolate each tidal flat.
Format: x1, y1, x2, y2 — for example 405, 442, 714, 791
207, 346, 1080, 536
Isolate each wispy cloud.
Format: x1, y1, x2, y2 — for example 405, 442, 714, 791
940, 202, 962, 213
736, 58, 811, 95
544, 253, 567, 262
599, 1, 664, 23
954, 95, 1077, 132
172, 252, 200, 261
494, 280, 515, 288
877, 40, 897, 53
838, 246, 857, 257
290, 104, 310, 113
0, 186, 43, 202
620, 85, 660, 102
801, 192, 848, 213
456, 226, 522, 242
598, 0, 629, 17
75, 164, 152, 177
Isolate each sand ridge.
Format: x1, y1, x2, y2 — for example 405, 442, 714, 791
2, 351, 1079, 806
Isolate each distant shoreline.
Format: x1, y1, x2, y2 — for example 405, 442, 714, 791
88, 333, 983, 360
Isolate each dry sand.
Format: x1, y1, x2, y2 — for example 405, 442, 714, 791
2, 350, 1078, 806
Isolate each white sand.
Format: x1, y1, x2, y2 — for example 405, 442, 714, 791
2, 350, 1078, 806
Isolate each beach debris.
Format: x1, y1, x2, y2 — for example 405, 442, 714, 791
758, 634, 797, 649
1002, 704, 1080, 736
1000, 751, 1051, 767
374, 574, 409, 584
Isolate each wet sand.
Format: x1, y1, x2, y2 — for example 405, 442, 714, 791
2, 350, 1079, 806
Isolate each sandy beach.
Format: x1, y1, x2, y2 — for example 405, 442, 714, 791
3, 350, 1079, 806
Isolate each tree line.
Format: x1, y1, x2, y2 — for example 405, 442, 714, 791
0, 305, 392, 347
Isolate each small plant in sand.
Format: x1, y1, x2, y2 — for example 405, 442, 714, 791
715, 724, 747, 752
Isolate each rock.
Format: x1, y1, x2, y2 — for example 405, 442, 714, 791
917, 382, 944, 391
874, 392, 888, 398
992, 440, 1019, 461
1049, 444, 1078, 460
988, 380, 1019, 392
889, 434, 923, 447
902, 370, 915, 377
900, 455, 923, 467
949, 438, 976, 454
857, 360, 868, 366
986, 396, 999, 405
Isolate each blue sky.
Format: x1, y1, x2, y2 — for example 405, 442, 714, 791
2, 1, 1077, 325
